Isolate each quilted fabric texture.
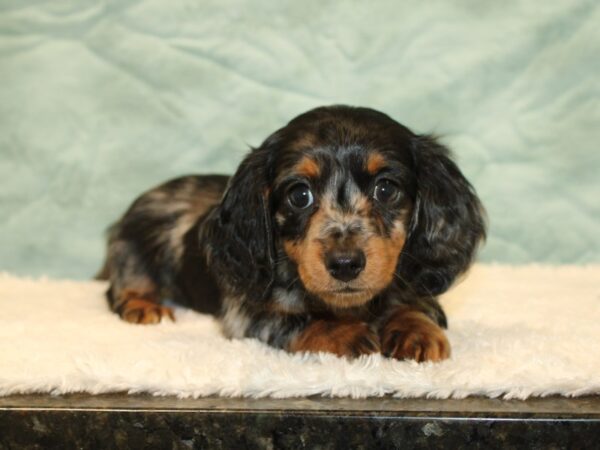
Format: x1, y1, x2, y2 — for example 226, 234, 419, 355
0, 1, 598, 279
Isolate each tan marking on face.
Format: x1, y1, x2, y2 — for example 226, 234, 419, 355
283, 195, 408, 309
360, 224, 406, 291
294, 156, 320, 179
284, 207, 330, 292
353, 193, 371, 217
316, 290, 378, 308
283, 240, 302, 263
366, 152, 386, 175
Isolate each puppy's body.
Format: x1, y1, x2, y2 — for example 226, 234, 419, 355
100, 106, 485, 361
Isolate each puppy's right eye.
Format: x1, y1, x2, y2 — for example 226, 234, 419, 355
287, 183, 314, 209
374, 179, 401, 205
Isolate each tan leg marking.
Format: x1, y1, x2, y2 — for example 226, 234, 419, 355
120, 298, 175, 325
294, 156, 320, 178
381, 306, 450, 362
289, 319, 380, 358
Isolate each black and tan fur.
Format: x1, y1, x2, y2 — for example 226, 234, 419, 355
99, 106, 486, 362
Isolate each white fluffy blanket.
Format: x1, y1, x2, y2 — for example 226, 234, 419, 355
1, 265, 599, 399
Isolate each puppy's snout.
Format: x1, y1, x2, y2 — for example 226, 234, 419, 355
325, 250, 365, 282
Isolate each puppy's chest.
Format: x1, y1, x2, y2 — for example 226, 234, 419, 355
269, 287, 307, 314
270, 286, 378, 321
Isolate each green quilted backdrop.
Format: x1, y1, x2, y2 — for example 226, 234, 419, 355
1, 0, 598, 279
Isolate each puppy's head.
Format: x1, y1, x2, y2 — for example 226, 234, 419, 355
209, 106, 485, 307
270, 109, 416, 308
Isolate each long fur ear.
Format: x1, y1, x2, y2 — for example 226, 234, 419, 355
203, 144, 276, 302
399, 135, 486, 296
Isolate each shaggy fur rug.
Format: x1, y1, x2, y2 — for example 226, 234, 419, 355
1, 265, 598, 399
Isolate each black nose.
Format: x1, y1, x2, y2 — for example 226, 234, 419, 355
325, 250, 366, 282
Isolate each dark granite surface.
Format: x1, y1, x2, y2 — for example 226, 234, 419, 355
1, 394, 599, 449
2, 393, 600, 417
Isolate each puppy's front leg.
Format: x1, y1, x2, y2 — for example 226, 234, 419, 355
104, 239, 175, 325
222, 305, 379, 358
289, 319, 380, 358
380, 305, 450, 362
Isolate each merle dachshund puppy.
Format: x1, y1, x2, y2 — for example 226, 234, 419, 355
98, 106, 486, 362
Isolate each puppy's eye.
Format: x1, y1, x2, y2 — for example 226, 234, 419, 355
287, 183, 314, 209
374, 179, 401, 204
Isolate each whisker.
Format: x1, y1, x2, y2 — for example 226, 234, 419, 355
285, 276, 299, 291
393, 272, 435, 300
398, 250, 430, 268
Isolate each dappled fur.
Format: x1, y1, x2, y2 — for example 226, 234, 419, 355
100, 105, 486, 362
399, 135, 486, 296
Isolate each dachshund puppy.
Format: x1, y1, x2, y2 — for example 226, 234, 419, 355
98, 105, 486, 362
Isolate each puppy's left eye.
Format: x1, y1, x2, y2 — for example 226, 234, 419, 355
287, 183, 314, 209
374, 179, 401, 204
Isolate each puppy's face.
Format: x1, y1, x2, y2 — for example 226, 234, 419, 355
270, 115, 417, 308
210, 106, 485, 309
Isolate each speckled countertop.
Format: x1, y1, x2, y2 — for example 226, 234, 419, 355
1, 394, 599, 449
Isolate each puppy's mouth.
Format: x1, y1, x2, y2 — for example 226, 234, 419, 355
336, 287, 362, 294
315, 285, 375, 308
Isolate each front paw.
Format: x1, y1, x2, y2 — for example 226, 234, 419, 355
289, 320, 380, 358
119, 298, 175, 325
381, 306, 450, 362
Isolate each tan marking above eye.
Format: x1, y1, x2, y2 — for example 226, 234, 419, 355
295, 156, 320, 178
366, 152, 386, 175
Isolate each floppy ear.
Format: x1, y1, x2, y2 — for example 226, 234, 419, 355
398, 135, 486, 296
203, 144, 276, 302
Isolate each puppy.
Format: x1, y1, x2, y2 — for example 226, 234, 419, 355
98, 105, 486, 362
